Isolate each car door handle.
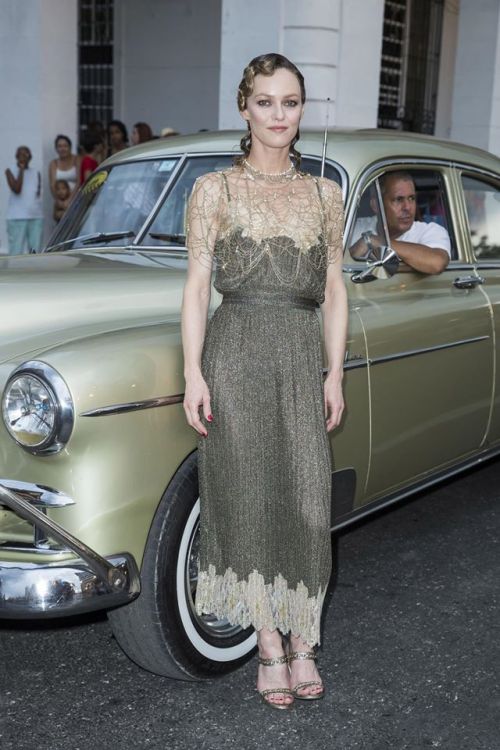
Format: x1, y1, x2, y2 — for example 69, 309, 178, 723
453, 275, 485, 289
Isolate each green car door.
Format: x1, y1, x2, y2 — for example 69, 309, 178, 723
458, 165, 500, 445
345, 163, 494, 504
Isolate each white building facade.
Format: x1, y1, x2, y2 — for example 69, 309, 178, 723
0, 0, 499, 251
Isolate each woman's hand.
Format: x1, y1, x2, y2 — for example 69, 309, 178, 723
324, 374, 344, 432
183, 372, 213, 437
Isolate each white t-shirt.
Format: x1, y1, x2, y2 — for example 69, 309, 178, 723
352, 217, 451, 257
6, 165, 43, 220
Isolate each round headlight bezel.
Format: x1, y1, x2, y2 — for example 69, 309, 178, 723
2, 361, 74, 455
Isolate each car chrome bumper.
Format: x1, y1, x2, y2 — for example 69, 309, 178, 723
0, 482, 140, 618
0, 553, 140, 618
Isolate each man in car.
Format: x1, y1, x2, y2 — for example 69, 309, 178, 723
349, 171, 451, 274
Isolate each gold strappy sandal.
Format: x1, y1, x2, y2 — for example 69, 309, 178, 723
288, 650, 325, 701
257, 654, 294, 710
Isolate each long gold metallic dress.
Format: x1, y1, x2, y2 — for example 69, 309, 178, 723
186, 161, 343, 646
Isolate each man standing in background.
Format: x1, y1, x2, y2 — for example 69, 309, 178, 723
4, 146, 43, 254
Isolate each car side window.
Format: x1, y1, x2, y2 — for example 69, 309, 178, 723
461, 174, 500, 261
347, 168, 456, 264
140, 156, 343, 248
300, 158, 343, 186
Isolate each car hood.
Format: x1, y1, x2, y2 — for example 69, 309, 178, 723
0, 250, 193, 363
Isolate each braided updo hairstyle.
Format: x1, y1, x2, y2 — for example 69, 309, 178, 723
235, 53, 306, 169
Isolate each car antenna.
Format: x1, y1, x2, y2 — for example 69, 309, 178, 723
320, 97, 331, 178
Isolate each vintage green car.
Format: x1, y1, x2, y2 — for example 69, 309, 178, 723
1, 130, 500, 679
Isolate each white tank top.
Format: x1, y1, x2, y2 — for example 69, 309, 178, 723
55, 161, 78, 190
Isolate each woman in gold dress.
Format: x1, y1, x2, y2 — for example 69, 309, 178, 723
181, 53, 347, 709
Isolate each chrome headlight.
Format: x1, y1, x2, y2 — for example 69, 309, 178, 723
2, 361, 74, 454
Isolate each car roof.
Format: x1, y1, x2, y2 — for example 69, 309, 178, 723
104, 128, 500, 178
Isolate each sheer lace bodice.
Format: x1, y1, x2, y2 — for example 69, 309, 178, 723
186, 163, 344, 304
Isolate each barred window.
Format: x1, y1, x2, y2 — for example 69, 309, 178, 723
78, 0, 114, 133
378, 0, 445, 134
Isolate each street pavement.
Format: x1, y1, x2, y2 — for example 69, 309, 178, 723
1, 459, 499, 750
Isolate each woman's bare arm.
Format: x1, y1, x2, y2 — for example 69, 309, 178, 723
319, 181, 348, 432
48, 160, 58, 197
181, 173, 223, 436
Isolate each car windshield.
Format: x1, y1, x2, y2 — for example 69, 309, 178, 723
44, 154, 344, 253
46, 158, 179, 251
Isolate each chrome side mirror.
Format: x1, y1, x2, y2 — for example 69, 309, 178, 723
351, 246, 400, 284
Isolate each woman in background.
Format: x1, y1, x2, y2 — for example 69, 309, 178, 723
107, 120, 129, 156
49, 134, 79, 198
79, 132, 105, 184
131, 122, 154, 145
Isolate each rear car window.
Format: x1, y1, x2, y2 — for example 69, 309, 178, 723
461, 174, 500, 261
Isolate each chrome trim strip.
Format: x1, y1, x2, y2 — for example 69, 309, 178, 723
332, 444, 500, 532
344, 360, 369, 371
354, 309, 373, 495
0, 540, 64, 554
0, 484, 128, 591
344, 262, 476, 274
444, 263, 477, 271
369, 335, 489, 367
324, 360, 369, 374
477, 284, 497, 447
0, 480, 74, 508
80, 393, 184, 417
454, 163, 500, 183
0, 553, 140, 619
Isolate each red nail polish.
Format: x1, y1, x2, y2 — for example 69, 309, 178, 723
207, 414, 213, 422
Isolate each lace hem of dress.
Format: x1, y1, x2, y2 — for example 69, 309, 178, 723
195, 564, 326, 647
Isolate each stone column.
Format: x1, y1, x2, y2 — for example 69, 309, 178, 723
218, 0, 385, 131
218, 0, 341, 130
0, 0, 78, 251
434, 0, 460, 139
282, 0, 342, 128
218, 0, 281, 130
450, 0, 500, 155
335, 0, 385, 128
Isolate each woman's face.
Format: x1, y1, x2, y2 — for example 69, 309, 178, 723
241, 68, 303, 152
109, 124, 125, 146
131, 126, 140, 146
56, 139, 71, 158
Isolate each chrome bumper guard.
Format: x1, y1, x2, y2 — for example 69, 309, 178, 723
0, 483, 140, 618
